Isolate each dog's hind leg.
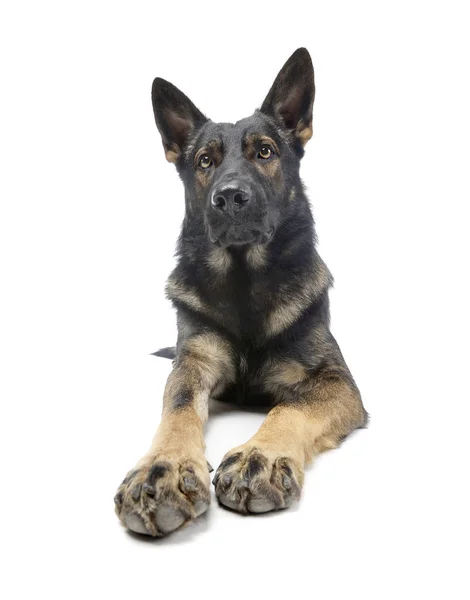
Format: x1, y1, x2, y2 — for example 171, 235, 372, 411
115, 332, 235, 536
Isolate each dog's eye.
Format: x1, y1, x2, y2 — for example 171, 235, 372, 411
258, 146, 273, 160
199, 155, 213, 169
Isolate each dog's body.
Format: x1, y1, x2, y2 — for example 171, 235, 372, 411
115, 49, 368, 537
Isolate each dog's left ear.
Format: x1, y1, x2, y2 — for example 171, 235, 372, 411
260, 48, 315, 151
152, 78, 208, 163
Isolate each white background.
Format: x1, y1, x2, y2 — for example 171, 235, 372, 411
1, 1, 469, 598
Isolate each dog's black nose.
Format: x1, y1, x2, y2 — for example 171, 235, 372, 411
211, 185, 251, 212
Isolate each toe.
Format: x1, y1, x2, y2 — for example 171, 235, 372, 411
217, 494, 239, 511
125, 513, 151, 536
194, 499, 209, 517
247, 497, 276, 513
155, 507, 186, 533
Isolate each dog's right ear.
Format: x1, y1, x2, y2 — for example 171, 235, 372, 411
151, 78, 208, 163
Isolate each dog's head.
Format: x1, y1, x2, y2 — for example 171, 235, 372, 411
151, 48, 315, 248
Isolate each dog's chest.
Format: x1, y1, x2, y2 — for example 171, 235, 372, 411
217, 349, 277, 407
209, 271, 275, 341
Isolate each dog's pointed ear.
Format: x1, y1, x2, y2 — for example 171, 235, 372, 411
151, 78, 208, 163
260, 48, 315, 151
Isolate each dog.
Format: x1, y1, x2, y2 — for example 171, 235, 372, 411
114, 48, 368, 537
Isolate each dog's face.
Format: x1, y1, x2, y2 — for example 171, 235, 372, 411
151, 48, 315, 248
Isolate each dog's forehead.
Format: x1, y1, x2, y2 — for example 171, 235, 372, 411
195, 113, 282, 149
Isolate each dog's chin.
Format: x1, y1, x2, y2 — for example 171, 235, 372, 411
208, 227, 274, 248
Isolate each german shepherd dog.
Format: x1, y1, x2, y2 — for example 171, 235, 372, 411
114, 48, 368, 537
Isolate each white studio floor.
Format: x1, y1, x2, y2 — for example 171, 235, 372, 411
4, 340, 467, 600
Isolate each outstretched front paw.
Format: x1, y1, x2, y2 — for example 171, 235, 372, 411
213, 445, 302, 514
114, 454, 211, 537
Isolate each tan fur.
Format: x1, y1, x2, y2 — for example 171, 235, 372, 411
115, 332, 237, 535
194, 140, 223, 169
254, 155, 282, 180
296, 118, 313, 147
246, 244, 268, 269
306, 371, 367, 453
237, 374, 365, 469
184, 333, 236, 391
164, 146, 179, 163
263, 359, 307, 389
243, 134, 283, 182
261, 136, 280, 155
165, 331, 233, 432
162, 332, 236, 422
116, 409, 210, 536
210, 361, 367, 514
165, 276, 210, 316
206, 246, 232, 275
264, 257, 333, 338
193, 141, 224, 200
195, 166, 212, 189
247, 406, 323, 472
244, 134, 280, 157
162, 370, 211, 424
214, 358, 366, 512
144, 410, 206, 462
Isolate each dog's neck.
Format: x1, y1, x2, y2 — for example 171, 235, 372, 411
177, 190, 317, 277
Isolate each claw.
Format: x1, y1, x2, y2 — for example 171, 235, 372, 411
221, 474, 232, 489
130, 484, 142, 501
142, 483, 155, 496
183, 477, 197, 492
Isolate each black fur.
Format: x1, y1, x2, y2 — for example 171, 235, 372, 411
151, 347, 176, 359
152, 48, 358, 408
146, 463, 169, 485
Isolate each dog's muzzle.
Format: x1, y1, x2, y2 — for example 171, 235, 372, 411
207, 180, 273, 247
207, 225, 273, 247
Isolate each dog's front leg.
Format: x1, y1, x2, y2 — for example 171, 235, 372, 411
213, 364, 368, 514
115, 332, 235, 536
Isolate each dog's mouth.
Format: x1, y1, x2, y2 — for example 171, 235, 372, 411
208, 226, 274, 247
